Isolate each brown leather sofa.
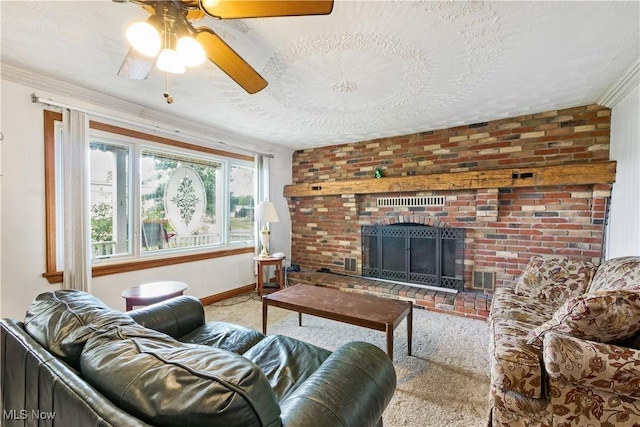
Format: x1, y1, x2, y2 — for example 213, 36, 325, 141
1, 290, 396, 427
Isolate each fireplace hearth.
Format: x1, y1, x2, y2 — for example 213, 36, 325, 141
361, 223, 465, 291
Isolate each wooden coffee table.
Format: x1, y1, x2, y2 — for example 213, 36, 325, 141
262, 284, 412, 360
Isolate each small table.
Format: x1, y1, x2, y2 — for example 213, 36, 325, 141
254, 255, 285, 296
121, 281, 188, 311
262, 284, 412, 360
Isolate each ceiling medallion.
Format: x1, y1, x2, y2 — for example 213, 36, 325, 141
263, 32, 430, 115
330, 80, 358, 93
215, 1, 504, 145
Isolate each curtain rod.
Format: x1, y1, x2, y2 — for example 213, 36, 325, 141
31, 93, 274, 159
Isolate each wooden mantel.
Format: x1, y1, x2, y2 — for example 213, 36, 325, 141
283, 161, 616, 198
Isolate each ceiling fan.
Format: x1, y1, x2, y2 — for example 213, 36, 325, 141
114, 0, 334, 100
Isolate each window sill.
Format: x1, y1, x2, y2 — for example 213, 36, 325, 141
43, 246, 255, 284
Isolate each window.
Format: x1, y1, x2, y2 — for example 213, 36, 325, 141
90, 141, 131, 258
229, 164, 255, 243
43, 111, 256, 283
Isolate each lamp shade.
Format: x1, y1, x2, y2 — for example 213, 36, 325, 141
157, 48, 186, 74
255, 201, 280, 223
126, 21, 161, 57
177, 36, 206, 67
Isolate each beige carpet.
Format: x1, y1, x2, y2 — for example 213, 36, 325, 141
204, 292, 491, 427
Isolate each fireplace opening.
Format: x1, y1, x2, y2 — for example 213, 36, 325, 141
361, 223, 465, 291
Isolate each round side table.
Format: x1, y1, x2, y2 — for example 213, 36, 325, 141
121, 281, 188, 311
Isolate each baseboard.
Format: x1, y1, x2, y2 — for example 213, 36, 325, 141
200, 284, 255, 306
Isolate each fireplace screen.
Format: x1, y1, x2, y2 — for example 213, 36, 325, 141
361, 224, 465, 291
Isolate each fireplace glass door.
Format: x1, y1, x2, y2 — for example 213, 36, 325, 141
362, 223, 464, 291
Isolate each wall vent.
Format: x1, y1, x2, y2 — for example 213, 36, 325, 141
344, 257, 357, 272
376, 196, 445, 208
472, 270, 495, 291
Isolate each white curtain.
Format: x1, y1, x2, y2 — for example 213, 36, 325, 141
62, 109, 92, 292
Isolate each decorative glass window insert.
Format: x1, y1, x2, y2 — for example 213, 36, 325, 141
140, 149, 222, 252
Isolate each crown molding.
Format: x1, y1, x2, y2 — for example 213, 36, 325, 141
599, 58, 640, 108
0, 63, 292, 157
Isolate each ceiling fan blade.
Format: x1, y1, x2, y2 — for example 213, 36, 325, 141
199, 0, 333, 19
195, 28, 267, 94
186, 9, 206, 22
141, 4, 156, 15
117, 47, 155, 80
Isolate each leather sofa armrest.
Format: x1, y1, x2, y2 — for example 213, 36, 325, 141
1, 319, 152, 427
279, 341, 396, 427
543, 331, 640, 398
127, 295, 205, 339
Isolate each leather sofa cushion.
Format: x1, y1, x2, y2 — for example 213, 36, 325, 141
80, 324, 281, 427
243, 335, 331, 401
24, 289, 136, 368
129, 295, 205, 338
180, 321, 265, 354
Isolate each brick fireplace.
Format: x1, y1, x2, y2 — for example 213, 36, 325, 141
284, 104, 614, 316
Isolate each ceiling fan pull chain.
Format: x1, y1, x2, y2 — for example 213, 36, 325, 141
160, 5, 174, 104
163, 73, 174, 104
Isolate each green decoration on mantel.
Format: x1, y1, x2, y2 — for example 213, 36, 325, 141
374, 168, 383, 179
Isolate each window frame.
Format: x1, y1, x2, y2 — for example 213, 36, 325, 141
89, 136, 134, 261
43, 110, 255, 284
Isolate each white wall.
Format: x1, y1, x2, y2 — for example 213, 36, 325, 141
268, 155, 293, 261
607, 83, 640, 258
0, 79, 293, 319
1, 80, 52, 320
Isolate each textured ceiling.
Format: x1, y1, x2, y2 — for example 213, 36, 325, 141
1, 1, 639, 151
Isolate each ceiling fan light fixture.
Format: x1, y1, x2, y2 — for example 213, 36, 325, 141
117, 0, 335, 94
157, 48, 186, 74
126, 21, 161, 57
201, 0, 221, 11
177, 36, 206, 67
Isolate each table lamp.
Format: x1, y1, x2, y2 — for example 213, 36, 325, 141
255, 201, 280, 257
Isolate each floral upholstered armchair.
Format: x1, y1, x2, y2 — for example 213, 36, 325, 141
489, 255, 640, 426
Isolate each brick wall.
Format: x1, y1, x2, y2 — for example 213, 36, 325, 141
287, 104, 612, 291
